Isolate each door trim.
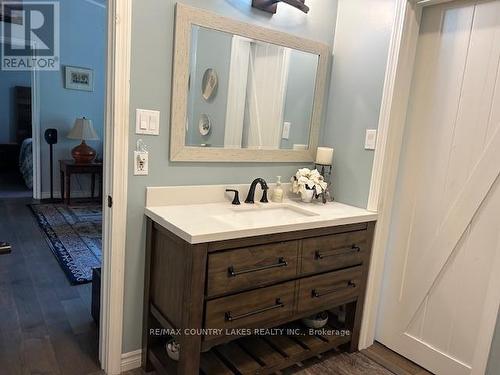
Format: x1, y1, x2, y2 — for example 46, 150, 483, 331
31, 48, 41, 200
362, 1, 499, 374
99, 0, 132, 374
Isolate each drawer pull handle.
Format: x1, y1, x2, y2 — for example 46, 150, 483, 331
311, 281, 356, 298
315, 244, 361, 260
224, 298, 284, 322
228, 257, 288, 277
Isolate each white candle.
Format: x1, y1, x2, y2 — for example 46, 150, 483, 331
315, 147, 334, 165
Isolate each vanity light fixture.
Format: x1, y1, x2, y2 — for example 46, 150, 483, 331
251, 0, 310, 14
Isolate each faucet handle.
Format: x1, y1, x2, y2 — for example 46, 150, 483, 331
225, 189, 241, 205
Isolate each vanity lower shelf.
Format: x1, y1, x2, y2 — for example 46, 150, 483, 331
201, 323, 351, 375
149, 314, 352, 375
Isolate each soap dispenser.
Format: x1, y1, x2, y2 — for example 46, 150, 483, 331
272, 176, 284, 203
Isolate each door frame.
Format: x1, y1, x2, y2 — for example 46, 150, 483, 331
99, 0, 132, 374
361, 0, 500, 374
1, 2, 131, 372
0, 35, 41, 199
31, 45, 41, 200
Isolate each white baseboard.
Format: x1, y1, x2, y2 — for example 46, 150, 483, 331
121, 349, 142, 373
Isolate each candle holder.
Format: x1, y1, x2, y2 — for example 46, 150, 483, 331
314, 163, 333, 202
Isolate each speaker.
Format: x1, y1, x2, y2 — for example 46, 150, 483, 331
44, 128, 58, 145
44, 128, 58, 201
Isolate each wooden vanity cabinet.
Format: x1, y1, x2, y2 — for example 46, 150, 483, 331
142, 219, 375, 375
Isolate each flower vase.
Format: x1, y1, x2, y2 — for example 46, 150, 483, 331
300, 189, 314, 203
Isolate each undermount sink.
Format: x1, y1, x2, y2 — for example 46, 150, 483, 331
213, 204, 319, 227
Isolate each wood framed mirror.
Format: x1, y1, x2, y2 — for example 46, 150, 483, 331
171, 3, 331, 162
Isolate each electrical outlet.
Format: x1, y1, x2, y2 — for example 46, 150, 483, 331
134, 151, 148, 175
365, 129, 377, 150
282, 122, 291, 139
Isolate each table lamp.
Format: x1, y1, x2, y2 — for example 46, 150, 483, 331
67, 117, 99, 163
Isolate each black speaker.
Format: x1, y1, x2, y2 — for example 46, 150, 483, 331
44, 128, 58, 145
44, 129, 58, 201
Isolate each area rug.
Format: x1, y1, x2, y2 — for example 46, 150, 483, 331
29, 203, 102, 284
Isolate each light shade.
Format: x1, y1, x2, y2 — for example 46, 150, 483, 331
67, 117, 99, 141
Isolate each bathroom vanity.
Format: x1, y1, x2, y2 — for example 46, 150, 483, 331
144, 4, 377, 373
142, 185, 377, 375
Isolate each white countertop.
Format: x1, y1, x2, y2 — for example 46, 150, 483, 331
145, 185, 377, 244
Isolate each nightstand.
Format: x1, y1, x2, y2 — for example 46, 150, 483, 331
59, 160, 103, 205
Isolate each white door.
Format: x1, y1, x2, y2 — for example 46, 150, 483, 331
377, 1, 500, 374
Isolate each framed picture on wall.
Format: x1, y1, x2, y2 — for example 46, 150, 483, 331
64, 66, 94, 92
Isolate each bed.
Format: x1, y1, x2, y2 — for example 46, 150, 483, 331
19, 138, 33, 189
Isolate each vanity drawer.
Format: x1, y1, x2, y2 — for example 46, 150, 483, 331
300, 230, 368, 275
297, 267, 362, 313
205, 281, 296, 333
207, 241, 299, 297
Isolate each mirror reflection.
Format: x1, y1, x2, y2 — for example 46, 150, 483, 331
186, 25, 319, 150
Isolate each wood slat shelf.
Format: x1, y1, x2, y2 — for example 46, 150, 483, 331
199, 323, 351, 375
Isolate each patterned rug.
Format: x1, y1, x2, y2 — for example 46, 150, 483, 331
29, 203, 102, 284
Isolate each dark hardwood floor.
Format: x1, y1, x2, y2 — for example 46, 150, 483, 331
0, 171, 32, 199
0, 197, 101, 375
0, 198, 431, 375
122, 342, 431, 375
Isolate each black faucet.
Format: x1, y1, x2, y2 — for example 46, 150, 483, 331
245, 178, 269, 204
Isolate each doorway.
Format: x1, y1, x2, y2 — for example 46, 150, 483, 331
0, 0, 111, 373
0, 37, 39, 200
376, 1, 500, 374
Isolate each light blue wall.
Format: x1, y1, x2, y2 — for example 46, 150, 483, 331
38, 0, 107, 195
487, 310, 500, 374
0, 66, 31, 143
323, 0, 396, 208
125, 0, 339, 353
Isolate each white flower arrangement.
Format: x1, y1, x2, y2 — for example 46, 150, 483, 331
291, 168, 328, 196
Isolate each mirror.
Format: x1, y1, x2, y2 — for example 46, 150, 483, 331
186, 26, 319, 151
171, 4, 330, 162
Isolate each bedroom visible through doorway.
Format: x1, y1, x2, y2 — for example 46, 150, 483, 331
0, 0, 108, 373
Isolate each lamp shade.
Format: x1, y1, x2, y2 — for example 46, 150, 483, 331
315, 147, 334, 165
67, 117, 99, 141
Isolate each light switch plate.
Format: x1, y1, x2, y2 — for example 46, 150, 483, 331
136, 109, 160, 135
282, 122, 291, 140
365, 129, 377, 150
134, 151, 148, 175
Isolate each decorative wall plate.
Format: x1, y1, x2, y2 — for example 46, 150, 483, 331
201, 68, 218, 101
198, 114, 211, 136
